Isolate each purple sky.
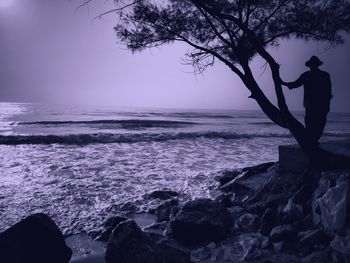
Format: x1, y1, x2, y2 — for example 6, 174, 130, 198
0, 0, 349, 112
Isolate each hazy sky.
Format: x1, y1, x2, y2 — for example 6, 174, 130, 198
0, 0, 349, 112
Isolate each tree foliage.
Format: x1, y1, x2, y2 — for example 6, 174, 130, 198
81, 0, 350, 154
111, 0, 350, 73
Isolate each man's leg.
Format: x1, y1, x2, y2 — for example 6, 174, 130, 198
305, 107, 329, 145
305, 108, 318, 146
314, 109, 329, 142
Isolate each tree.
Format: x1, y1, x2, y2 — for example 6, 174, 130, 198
82, 0, 350, 165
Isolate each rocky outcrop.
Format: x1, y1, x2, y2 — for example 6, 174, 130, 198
0, 213, 72, 263
5, 145, 350, 263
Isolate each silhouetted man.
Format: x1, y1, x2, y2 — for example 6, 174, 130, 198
282, 56, 332, 146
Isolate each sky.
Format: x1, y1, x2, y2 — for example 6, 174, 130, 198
0, 0, 349, 112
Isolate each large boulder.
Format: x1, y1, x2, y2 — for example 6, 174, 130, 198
220, 163, 275, 194
312, 174, 349, 232
0, 213, 72, 263
105, 220, 150, 263
169, 199, 234, 246
105, 220, 190, 263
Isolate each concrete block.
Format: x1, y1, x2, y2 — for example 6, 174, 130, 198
279, 139, 350, 173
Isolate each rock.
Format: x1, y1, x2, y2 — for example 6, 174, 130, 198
301, 250, 332, 263
244, 168, 301, 213
227, 206, 244, 219
105, 220, 190, 263
191, 234, 270, 262
272, 241, 285, 253
261, 253, 300, 263
238, 233, 269, 261
293, 214, 314, 232
0, 213, 72, 263
215, 193, 234, 207
220, 167, 275, 194
219, 169, 276, 204
331, 234, 350, 255
313, 176, 349, 232
147, 233, 191, 263
242, 162, 275, 174
219, 178, 240, 193
147, 190, 179, 200
298, 229, 334, 248
259, 208, 277, 236
234, 213, 260, 233
143, 221, 168, 235
292, 184, 314, 205
170, 198, 233, 246
155, 198, 179, 222
270, 224, 296, 243
190, 242, 216, 262
103, 215, 128, 228
217, 170, 241, 186
105, 220, 146, 263
95, 216, 127, 241
282, 197, 304, 222
119, 202, 137, 213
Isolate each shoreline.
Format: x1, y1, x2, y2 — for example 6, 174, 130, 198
2, 140, 350, 262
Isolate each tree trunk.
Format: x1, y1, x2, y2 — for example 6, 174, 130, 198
241, 69, 322, 168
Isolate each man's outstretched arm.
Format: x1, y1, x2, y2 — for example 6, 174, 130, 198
281, 74, 304, 89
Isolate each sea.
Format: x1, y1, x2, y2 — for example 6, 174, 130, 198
0, 102, 350, 235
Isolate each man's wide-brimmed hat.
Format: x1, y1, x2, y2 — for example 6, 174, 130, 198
305, 56, 323, 68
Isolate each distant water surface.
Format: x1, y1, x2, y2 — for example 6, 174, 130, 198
0, 102, 349, 234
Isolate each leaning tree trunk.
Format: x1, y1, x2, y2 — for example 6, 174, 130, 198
240, 59, 331, 171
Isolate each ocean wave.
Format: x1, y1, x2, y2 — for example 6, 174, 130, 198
0, 132, 285, 145
0, 131, 349, 145
148, 112, 234, 119
324, 132, 350, 137
16, 119, 196, 128
249, 122, 276, 125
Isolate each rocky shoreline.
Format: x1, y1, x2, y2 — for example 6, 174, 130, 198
1, 141, 350, 263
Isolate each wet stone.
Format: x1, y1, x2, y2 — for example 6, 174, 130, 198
270, 224, 296, 243
0, 213, 72, 263
95, 216, 127, 242
147, 190, 179, 200
170, 198, 234, 246
155, 198, 179, 222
